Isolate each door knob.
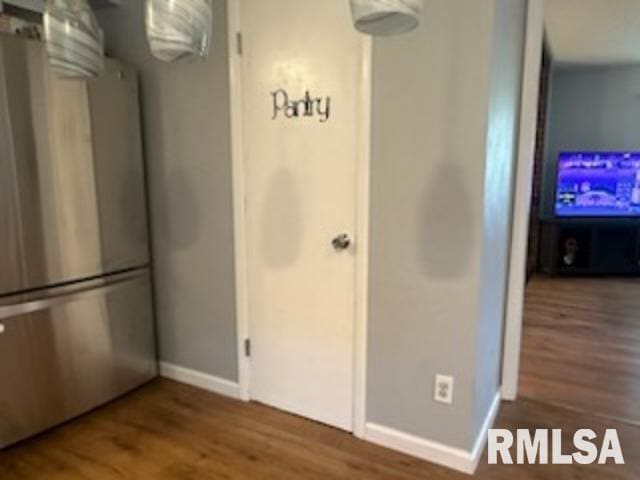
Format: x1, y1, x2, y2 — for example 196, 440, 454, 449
332, 233, 352, 251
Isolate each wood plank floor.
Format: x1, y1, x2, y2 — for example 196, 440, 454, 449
519, 275, 640, 425
2, 274, 640, 478
0, 379, 638, 479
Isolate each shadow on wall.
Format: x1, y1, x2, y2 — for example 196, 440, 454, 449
418, 162, 475, 279
260, 167, 304, 269
150, 62, 219, 253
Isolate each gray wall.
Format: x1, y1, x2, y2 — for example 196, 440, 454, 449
96, 0, 526, 452
368, 0, 525, 451
541, 64, 640, 217
96, 1, 238, 380
475, 0, 526, 438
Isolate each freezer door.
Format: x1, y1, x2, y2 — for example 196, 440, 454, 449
0, 36, 149, 295
0, 270, 157, 449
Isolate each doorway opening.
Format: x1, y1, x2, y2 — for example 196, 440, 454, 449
506, 0, 640, 426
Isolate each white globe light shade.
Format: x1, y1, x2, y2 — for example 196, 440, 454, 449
43, 0, 105, 78
350, 0, 423, 36
145, 0, 213, 63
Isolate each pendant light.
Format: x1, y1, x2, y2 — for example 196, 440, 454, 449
145, 0, 213, 62
43, 0, 105, 78
350, 0, 423, 36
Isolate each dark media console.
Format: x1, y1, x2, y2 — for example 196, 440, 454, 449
539, 219, 640, 275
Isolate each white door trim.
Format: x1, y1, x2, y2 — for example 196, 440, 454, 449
227, 0, 251, 402
227, 0, 371, 435
353, 36, 372, 438
501, 0, 545, 401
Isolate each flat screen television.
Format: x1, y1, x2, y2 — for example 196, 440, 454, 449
555, 152, 640, 217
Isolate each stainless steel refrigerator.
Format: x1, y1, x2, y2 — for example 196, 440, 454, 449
0, 34, 157, 448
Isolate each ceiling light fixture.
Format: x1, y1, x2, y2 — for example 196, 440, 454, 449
145, 0, 213, 62
43, 0, 105, 78
350, 0, 423, 36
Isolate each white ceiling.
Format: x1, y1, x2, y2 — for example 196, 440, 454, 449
545, 0, 640, 64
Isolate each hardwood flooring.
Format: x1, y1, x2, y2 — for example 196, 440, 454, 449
2, 274, 640, 478
0, 379, 638, 479
519, 275, 640, 425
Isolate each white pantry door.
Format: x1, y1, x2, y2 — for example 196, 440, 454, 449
240, 0, 366, 430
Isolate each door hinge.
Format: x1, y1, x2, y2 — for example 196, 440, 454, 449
236, 32, 243, 55
244, 338, 251, 357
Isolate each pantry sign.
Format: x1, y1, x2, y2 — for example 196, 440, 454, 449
271, 89, 331, 123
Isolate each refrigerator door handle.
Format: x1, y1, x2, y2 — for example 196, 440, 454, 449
0, 290, 96, 320
0, 271, 146, 320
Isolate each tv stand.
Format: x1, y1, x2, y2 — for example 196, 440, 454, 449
539, 218, 640, 275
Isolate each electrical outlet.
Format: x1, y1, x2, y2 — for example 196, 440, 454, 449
434, 374, 454, 405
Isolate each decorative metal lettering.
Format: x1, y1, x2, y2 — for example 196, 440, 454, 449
271, 89, 331, 123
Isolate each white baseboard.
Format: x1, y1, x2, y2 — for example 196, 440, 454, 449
364, 423, 478, 474
469, 392, 502, 473
363, 392, 501, 475
159, 362, 242, 400
501, 384, 517, 402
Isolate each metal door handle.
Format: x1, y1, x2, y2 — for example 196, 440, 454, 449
0, 271, 147, 320
332, 233, 351, 251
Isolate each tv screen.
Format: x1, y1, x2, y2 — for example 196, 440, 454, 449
555, 152, 640, 217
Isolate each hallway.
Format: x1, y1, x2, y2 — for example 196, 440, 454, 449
519, 275, 640, 425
